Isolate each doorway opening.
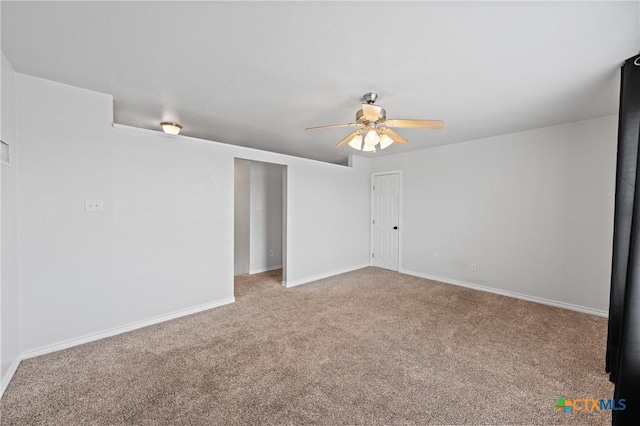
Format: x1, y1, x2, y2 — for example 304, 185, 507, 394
371, 171, 402, 271
234, 159, 287, 296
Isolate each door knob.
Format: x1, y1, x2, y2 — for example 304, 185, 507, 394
393, 226, 398, 230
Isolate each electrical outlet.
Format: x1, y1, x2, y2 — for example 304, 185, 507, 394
269, 250, 273, 257
85, 199, 104, 213
432, 252, 438, 260
471, 263, 477, 271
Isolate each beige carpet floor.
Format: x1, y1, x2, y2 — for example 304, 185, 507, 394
1, 267, 613, 425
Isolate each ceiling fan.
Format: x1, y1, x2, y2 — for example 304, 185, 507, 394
306, 93, 444, 152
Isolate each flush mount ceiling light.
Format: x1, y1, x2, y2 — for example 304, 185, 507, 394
160, 122, 182, 135
306, 93, 444, 152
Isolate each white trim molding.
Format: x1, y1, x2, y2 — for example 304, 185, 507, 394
400, 269, 608, 318
1, 297, 236, 400
20, 297, 236, 360
249, 265, 283, 275
0, 356, 22, 400
283, 264, 370, 288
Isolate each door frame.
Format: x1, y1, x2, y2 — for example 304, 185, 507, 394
232, 158, 288, 287
370, 170, 403, 271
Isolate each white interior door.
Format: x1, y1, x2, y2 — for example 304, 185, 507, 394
372, 173, 400, 271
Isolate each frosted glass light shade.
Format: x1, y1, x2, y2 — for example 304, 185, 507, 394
161, 122, 182, 135
365, 129, 380, 145
362, 144, 376, 152
379, 134, 394, 149
348, 135, 363, 150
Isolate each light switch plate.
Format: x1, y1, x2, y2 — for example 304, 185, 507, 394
85, 199, 104, 213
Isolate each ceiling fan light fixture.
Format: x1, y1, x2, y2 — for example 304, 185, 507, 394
305, 93, 444, 152
160, 122, 182, 135
348, 134, 363, 150
379, 133, 394, 149
365, 129, 380, 145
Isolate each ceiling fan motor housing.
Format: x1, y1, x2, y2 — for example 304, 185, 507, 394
356, 108, 386, 124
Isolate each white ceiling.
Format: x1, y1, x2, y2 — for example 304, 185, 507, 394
2, 1, 638, 164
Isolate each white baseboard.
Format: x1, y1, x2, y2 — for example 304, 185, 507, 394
249, 265, 282, 275
400, 269, 608, 318
283, 263, 370, 288
0, 356, 22, 400
20, 297, 236, 360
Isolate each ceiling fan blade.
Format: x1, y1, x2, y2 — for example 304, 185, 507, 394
385, 119, 444, 129
380, 127, 409, 144
361, 104, 382, 122
336, 129, 363, 147
306, 123, 359, 130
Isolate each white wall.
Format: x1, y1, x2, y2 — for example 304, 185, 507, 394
249, 161, 283, 274
234, 159, 250, 275
371, 115, 617, 314
1, 64, 617, 396
1, 53, 20, 392
15, 73, 371, 354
